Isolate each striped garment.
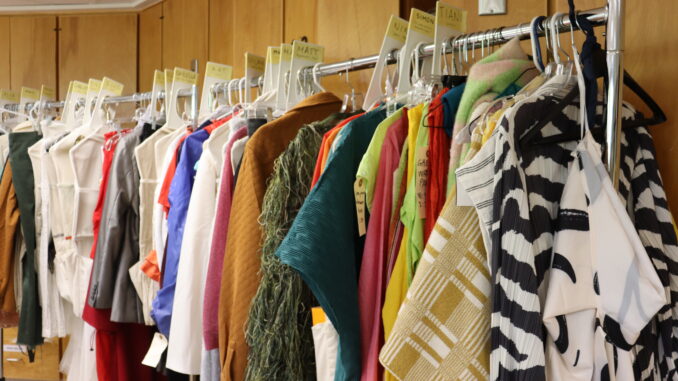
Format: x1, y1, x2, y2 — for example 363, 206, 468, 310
616, 113, 678, 380
379, 193, 491, 380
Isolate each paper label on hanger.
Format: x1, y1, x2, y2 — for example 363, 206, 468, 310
101, 77, 124, 96
245, 53, 265, 102
364, 15, 408, 110
286, 41, 324, 109
0, 89, 18, 103
275, 44, 293, 111
206, 62, 233, 81
20, 87, 39, 102
72, 80, 88, 95
141, 333, 168, 368
387, 15, 408, 43
415, 147, 429, 217
354, 178, 367, 236
437, 2, 467, 32
164, 68, 173, 98
87, 79, 102, 96
397, 8, 435, 95
201, 62, 233, 118
432, 2, 467, 76
174, 68, 198, 85
40, 85, 56, 101
264, 46, 281, 94
410, 8, 435, 38
153, 70, 165, 87
270, 46, 281, 65
292, 41, 324, 62
246, 53, 266, 73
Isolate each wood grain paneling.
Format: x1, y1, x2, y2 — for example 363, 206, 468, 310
209, 0, 234, 66
316, 0, 399, 96
139, 3, 163, 92
9, 16, 57, 92
284, 0, 316, 44
162, 0, 208, 74
58, 13, 138, 96
230, 0, 282, 77
0, 17, 10, 90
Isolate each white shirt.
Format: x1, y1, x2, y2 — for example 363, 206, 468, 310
167, 122, 233, 374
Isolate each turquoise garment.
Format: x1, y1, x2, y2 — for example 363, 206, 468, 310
276, 107, 387, 381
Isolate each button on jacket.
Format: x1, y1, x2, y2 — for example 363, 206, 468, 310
219, 92, 341, 381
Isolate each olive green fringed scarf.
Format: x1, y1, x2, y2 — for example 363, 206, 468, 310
245, 112, 356, 381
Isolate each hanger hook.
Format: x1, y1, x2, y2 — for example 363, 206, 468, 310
238, 77, 246, 104
227, 79, 237, 106
312, 62, 325, 92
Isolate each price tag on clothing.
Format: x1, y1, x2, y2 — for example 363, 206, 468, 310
354, 178, 367, 236
415, 147, 430, 217
141, 333, 168, 368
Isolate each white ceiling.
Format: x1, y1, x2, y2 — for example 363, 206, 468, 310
0, 0, 160, 12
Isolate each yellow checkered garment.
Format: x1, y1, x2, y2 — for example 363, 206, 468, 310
379, 196, 491, 380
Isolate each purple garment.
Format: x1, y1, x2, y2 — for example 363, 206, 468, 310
202, 126, 247, 349
358, 114, 408, 381
151, 128, 210, 337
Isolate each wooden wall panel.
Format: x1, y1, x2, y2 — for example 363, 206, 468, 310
230, 0, 282, 77
316, 0, 399, 96
139, 3, 163, 92
58, 13, 138, 96
162, 0, 208, 74
550, 0, 678, 217
209, 0, 234, 66
9, 16, 57, 92
284, 0, 317, 44
0, 17, 10, 90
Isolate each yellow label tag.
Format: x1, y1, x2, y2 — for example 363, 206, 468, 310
281, 44, 293, 62
415, 147, 430, 218
269, 47, 281, 65
354, 178, 367, 236
40, 85, 56, 101
205, 62, 233, 81
386, 15, 408, 43
436, 2, 467, 32
292, 41, 324, 62
165, 68, 173, 84
88, 79, 102, 94
153, 70, 165, 86
410, 8, 435, 38
0, 89, 19, 103
101, 77, 124, 96
20, 87, 40, 101
311, 307, 327, 326
246, 53, 265, 72
174, 67, 198, 85
72, 80, 88, 95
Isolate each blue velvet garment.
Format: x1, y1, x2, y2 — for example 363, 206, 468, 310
151, 128, 210, 337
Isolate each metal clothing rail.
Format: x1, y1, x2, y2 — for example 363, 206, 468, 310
2, 88, 196, 113
211, 3, 624, 187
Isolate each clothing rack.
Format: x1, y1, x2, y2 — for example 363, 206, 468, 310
211, 3, 623, 187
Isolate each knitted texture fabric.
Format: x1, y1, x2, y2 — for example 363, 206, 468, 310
245, 113, 352, 381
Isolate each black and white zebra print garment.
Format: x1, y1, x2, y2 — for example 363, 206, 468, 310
489, 77, 578, 380
543, 129, 665, 381
617, 116, 678, 381
488, 76, 678, 380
